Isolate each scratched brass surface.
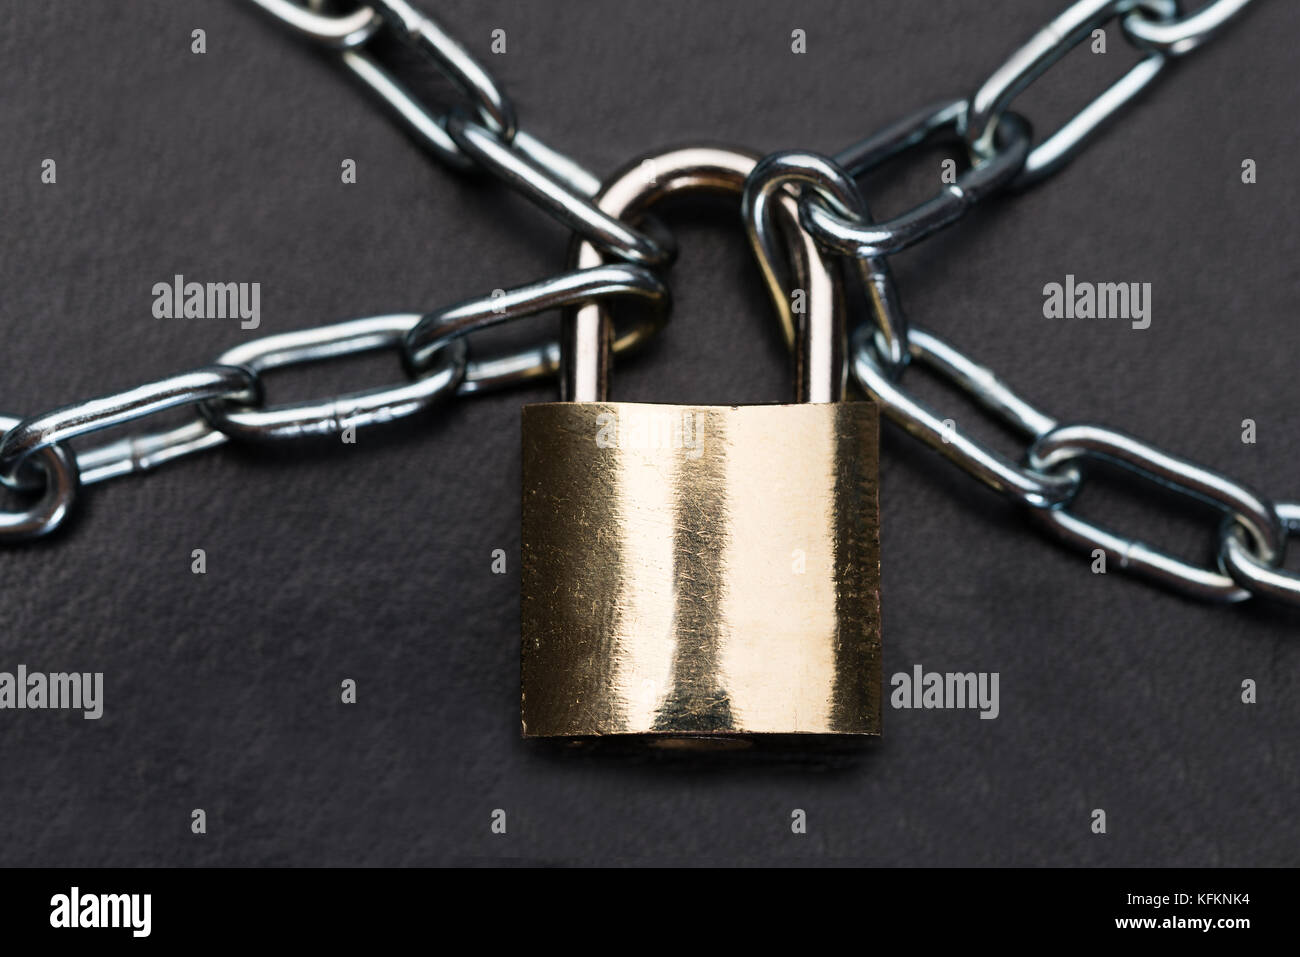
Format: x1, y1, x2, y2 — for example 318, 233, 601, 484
521, 401, 881, 739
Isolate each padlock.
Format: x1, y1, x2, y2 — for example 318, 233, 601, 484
521, 146, 881, 742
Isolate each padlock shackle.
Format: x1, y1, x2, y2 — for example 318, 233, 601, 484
562, 145, 845, 404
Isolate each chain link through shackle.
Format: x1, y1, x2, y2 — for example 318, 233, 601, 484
743, 0, 1298, 604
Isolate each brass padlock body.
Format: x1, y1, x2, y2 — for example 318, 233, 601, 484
521, 400, 881, 740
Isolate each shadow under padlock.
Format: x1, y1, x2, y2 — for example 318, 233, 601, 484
521, 146, 883, 750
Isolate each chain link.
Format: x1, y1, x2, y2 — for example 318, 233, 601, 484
961, 0, 1178, 180
0, 415, 79, 541
848, 324, 1080, 510
0, 367, 260, 491
246, 0, 382, 48
1221, 502, 1300, 602
201, 317, 468, 442
406, 264, 669, 384
1121, 0, 1255, 54
802, 101, 1032, 260
746, 151, 911, 372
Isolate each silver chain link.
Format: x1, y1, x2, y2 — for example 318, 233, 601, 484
3, 0, 1293, 608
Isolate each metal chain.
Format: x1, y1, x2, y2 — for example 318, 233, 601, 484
798, 0, 1256, 254
0, 263, 668, 539
848, 324, 1293, 604
745, 0, 1298, 604
3, 0, 1293, 611
249, 0, 671, 265
0, 0, 697, 539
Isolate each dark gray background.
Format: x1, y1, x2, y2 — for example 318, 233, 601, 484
0, 0, 1296, 866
